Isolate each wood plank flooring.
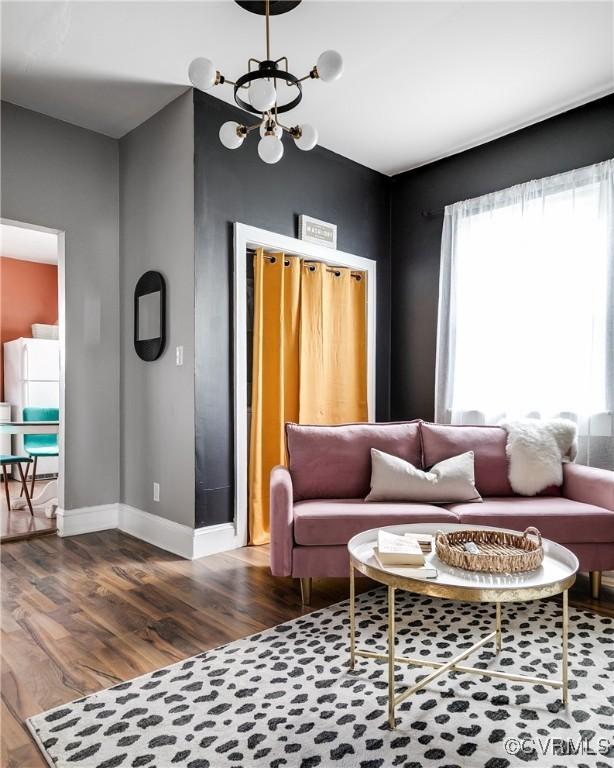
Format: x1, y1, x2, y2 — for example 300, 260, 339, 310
1, 480, 57, 543
1, 530, 613, 768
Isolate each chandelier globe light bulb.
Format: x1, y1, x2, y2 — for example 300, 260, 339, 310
294, 123, 318, 151
316, 50, 344, 82
249, 79, 277, 112
258, 134, 284, 164
188, 58, 217, 90
219, 121, 245, 150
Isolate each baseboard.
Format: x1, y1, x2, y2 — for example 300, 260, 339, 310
56, 503, 119, 537
193, 521, 245, 559
118, 504, 194, 559
57, 502, 245, 560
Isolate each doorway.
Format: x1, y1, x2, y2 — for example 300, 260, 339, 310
0, 219, 65, 542
233, 222, 377, 548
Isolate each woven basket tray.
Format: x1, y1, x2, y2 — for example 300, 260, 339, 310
435, 527, 544, 573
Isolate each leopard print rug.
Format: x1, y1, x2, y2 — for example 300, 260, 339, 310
28, 589, 614, 768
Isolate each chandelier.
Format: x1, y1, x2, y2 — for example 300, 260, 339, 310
188, 0, 343, 164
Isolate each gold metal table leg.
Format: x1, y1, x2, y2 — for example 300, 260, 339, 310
349, 564, 356, 670
562, 589, 569, 705
393, 630, 497, 707
388, 586, 396, 728
349, 586, 570, 726
353, 648, 563, 688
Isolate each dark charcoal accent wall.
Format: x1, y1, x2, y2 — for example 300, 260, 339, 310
194, 91, 391, 527
390, 94, 614, 422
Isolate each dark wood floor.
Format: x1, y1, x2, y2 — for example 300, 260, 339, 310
1, 480, 57, 543
1, 531, 612, 768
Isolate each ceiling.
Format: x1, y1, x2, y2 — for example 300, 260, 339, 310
1, 1, 613, 175
1, 224, 59, 264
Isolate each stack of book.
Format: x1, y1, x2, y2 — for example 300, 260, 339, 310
373, 530, 437, 578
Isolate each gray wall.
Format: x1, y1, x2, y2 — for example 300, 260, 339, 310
119, 91, 195, 527
390, 94, 614, 421
1, 102, 120, 510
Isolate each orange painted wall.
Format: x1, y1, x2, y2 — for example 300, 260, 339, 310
0, 257, 58, 400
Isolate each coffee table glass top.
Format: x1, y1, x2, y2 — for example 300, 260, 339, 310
348, 523, 578, 601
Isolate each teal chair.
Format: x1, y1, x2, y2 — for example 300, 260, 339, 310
1, 455, 34, 515
21, 407, 59, 497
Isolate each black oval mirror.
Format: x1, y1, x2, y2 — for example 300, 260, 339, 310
134, 271, 166, 361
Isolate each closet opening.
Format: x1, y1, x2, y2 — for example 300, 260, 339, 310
234, 222, 377, 549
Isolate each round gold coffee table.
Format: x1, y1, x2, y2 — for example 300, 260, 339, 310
347, 523, 578, 728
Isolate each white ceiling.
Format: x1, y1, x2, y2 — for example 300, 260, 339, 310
1, 224, 59, 264
1, 1, 613, 175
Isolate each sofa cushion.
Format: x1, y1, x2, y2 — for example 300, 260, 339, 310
286, 421, 422, 501
293, 499, 459, 546
421, 423, 514, 497
366, 449, 481, 503
447, 497, 614, 544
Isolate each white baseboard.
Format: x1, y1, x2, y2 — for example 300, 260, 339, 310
118, 504, 194, 559
193, 521, 245, 559
56, 502, 245, 560
57, 503, 119, 537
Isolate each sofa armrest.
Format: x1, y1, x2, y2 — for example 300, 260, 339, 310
563, 463, 614, 511
270, 465, 294, 577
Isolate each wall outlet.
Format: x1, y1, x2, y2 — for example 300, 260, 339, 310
153, 482, 160, 502
176, 345, 183, 366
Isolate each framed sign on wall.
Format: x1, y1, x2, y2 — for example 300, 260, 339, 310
299, 214, 337, 249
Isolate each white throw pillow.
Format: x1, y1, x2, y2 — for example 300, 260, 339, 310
365, 448, 482, 503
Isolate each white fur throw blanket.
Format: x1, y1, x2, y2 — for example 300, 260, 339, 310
500, 418, 578, 496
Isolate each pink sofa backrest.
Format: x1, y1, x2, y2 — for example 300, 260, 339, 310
420, 423, 514, 496
286, 421, 423, 501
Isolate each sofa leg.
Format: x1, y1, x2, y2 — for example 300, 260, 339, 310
590, 571, 602, 600
300, 577, 312, 606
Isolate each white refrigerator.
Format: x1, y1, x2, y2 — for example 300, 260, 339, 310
4, 338, 60, 477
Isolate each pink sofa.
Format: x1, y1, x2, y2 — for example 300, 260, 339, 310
270, 421, 614, 603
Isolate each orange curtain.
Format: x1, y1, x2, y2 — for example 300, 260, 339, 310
299, 262, 368, 424
249, 250, 301, 545
249, 252, 367, 544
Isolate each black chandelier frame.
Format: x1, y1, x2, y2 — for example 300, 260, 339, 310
234, 59, 305, 115
221, 0, 318, 126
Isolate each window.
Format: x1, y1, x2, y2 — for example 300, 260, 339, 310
435, 159, 613, 468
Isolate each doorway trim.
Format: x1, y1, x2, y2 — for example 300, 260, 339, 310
0, 217, 66, 513
233, 222, 377, 548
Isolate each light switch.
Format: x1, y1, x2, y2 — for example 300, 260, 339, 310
176, 345, 184, 366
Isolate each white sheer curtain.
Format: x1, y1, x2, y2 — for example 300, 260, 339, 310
435, 159, 614, 469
